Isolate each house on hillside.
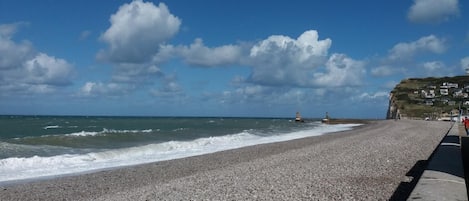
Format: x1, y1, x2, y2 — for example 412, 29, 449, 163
442, 82, 458, 89
453, 89, 462, 97
440, 88, 449, 96
421, 90, 435, 98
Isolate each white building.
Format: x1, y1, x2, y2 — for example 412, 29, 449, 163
440, 88, 449, 96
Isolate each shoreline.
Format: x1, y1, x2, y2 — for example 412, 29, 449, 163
0, 120, 451, 200
321, 118, 371, 125
0, 120, 363, 185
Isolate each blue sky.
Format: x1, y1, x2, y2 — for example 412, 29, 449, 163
0, 0, 468, 118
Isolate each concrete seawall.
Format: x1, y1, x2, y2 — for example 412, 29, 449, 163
408, 122, 467, 200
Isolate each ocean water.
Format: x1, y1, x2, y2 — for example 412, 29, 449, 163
0, 115, 361, 183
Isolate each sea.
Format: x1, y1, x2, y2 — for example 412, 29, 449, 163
0, 115, 361, 184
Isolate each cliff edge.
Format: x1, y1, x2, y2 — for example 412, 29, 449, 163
386, 76, 469, 120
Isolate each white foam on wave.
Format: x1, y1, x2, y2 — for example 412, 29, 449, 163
59, 128, 154, 137
65, 131, 102, 137
0, 123, 360, 183
104, 128, 153, 133
43, 125, 60, 129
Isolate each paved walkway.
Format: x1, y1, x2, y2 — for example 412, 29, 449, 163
408, 122, 467, 201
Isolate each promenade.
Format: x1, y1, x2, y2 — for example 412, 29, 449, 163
408, 122, 468, 200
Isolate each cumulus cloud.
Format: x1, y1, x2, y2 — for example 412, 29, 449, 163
98, 0, 181, 63
247, 30, 332, 86
408, 0, 460, 24
0, 23, 35, 70
250, 30, 331, 65
312, 53, 366, 87
85, 1, 181, 97
388, 35, 446, 60
0, 23, 74, 95
151, 44, 177, 64
23, 53, 74, 85
179, 38, 243, 67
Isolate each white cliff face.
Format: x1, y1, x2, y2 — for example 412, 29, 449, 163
386, 93, 399, 119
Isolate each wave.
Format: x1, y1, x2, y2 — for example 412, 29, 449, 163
13, 128, 155, 139
0, 123, 360, 183
0, 141, 83, 159
64, 128, 153, 137
43, 125, 60, 129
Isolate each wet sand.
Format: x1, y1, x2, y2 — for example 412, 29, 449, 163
0, 120, 451, 200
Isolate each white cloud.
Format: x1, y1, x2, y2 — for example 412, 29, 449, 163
313, 53, 366, 87
0, 24, 35, 70
93, 1, 181, 91
388, 35, 446, 60
152, 44, 177, 64
152, 39, 245, 67
247, 30, 332, 86
98, 0, 181, 63
78, 82, 131, 97
0, 23, 74, 95
355, 91, 389, 101
408, 0, 460, 24
250, 30, 331, 65
179, 38, 243, 67
23, 53, 74, 85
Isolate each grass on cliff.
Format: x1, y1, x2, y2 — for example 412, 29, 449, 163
391, 76, 469, 118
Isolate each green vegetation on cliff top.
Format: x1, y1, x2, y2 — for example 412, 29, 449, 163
391, 76, 469, 119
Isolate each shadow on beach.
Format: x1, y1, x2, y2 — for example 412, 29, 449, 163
389, 160, 428, 201
390, 130, 463, 200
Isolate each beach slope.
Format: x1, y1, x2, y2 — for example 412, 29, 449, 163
0, 120, 450, 200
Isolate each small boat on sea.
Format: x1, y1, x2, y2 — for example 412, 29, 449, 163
321, 112, 330, 123
295, 112, 304, 122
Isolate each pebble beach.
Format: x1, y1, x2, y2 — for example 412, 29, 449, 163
0, 119, 451, 201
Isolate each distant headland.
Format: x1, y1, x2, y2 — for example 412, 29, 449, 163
387, 75, 469, 120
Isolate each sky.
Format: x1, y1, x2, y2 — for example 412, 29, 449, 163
0, 0, 468, 118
